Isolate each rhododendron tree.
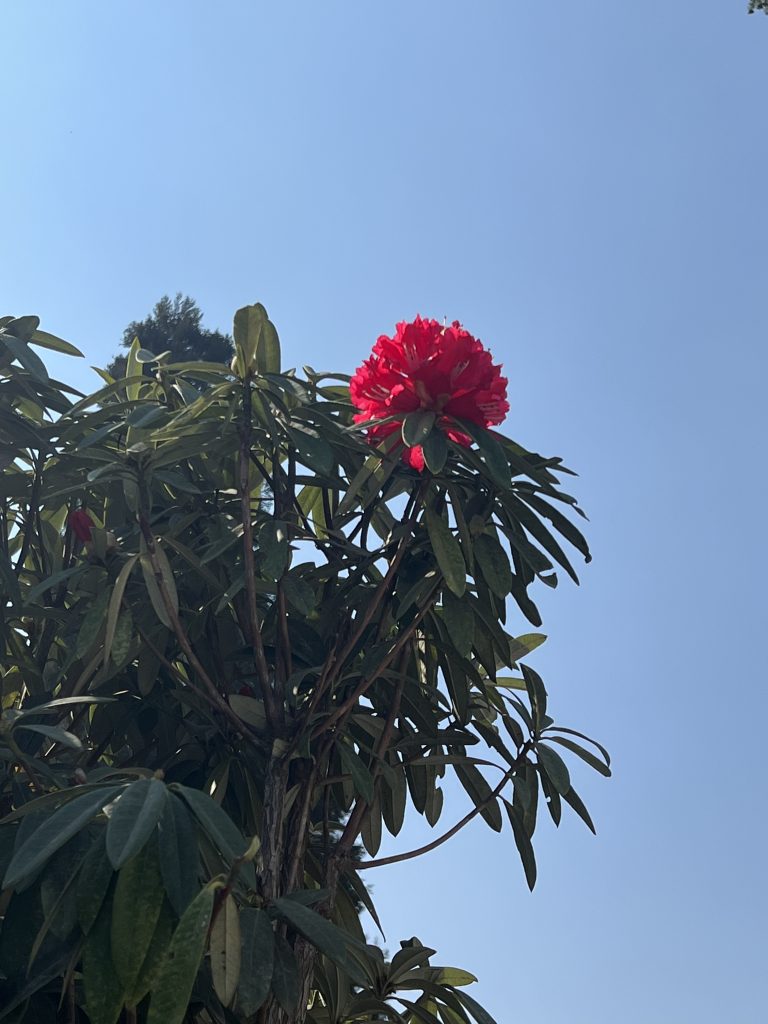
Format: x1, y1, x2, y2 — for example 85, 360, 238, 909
0, 306, 608, 1024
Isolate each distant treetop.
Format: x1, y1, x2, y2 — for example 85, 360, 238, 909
106, 293, 233, 377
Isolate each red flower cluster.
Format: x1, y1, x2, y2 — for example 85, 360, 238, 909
68, 509, 94, 543
350, 316, 508, 470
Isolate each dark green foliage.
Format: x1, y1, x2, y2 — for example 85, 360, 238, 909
0, 305, 609, 1024
105, 293, 233, 378
749, 1, 768, 13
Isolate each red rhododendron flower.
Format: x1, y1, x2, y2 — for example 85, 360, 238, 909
68, 509, 94, 543
350, 316, 509, 471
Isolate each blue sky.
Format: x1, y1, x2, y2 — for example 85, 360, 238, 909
3, 2, 768, 1021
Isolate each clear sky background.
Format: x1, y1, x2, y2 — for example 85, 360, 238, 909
2, 3, 767, 1021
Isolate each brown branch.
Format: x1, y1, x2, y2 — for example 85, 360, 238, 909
356, 751, 529, 871
312, 578, 441, 740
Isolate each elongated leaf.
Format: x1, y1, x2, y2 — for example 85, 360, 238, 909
258, 519, 289, 580
211, 893, 241, 1007
77, 832, 114, 934
30, 327, 83, 357
158, 795, 200, 916
458, 989, 501, 1024
402, 411, 436, 448
1, 332, 49, 383
110, 607, 133, 667
507, 633, 546, 665
147, 883, 217, 1024
140, 540, 178, 628
234, 303, 281, 374
172, 785, 256, 889
111, 840, 165, 992
104, 555, 139, 666
455, 764, 502, 832
272, 897, 347, 967
562, 785, 596, 833
505, 801, 537, 891
425, 509, 466, 597
473, 532, 514, 598
76, 590, 110, 657
441, 590, 474, 658
271, 933, 299, 1015
106, 778, 168, 869
83, 897, 126, 1024
544, 735, 611, 777
457, 421, 509, 490
25, 566, 83, 603
126, 899, 175, 1007
3, 786, 122, 890
237, 908, 274, 1016
521, 663, 547, 729
422, 429, 448, 474
536, 743, 571, 795
338, 742, 375, 804
13, 723, 82, 750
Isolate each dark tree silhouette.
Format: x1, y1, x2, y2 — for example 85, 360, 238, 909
106, 293, 233, 377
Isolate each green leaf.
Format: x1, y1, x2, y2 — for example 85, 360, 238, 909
158, 794, 200, 916
76, 590, 111, 658
172, 785, 256, 889
422, 429, 448, 474
25, 566, 83, 603
455, 764, 502, 832
13, 723, 82, 750
106, 778, 168, 869
435, 967, 478, 987
0, 332, 50, 383
402, 411, 436, 448
83, 896, 126, 1024
147, 882, 217, 1024
441, 590, 474, 658
473, 533, 514, 599
281, 574, 316, 615
258, 519, 289, 580
507, 633, 546, 664
111, 839, 165, 993
210, 893, 242, 1007
110, 607, 133, 667
458, 989, 502, 1024
544, 735, 611, 777
272, 897, 347, 968
505, 802, 537, 891
521, 663, 547, 728
237, 908, 274, 1016
425, 508, 466, 597
456, 421, 510, 490
77, 832, 114, 934
562, 785, 597, 834
125, 337, 143, 402
126, 899, 175, 1007
30, 327, 84, 357
536, 743, 571, 795
3, 786, 122, 890
140, 540, 179, 629
338, 741, 375, 805
285, 424, 334, 476
271, 933, 299, 1015
233, 303, 281, 375
104, 555, 139, 667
